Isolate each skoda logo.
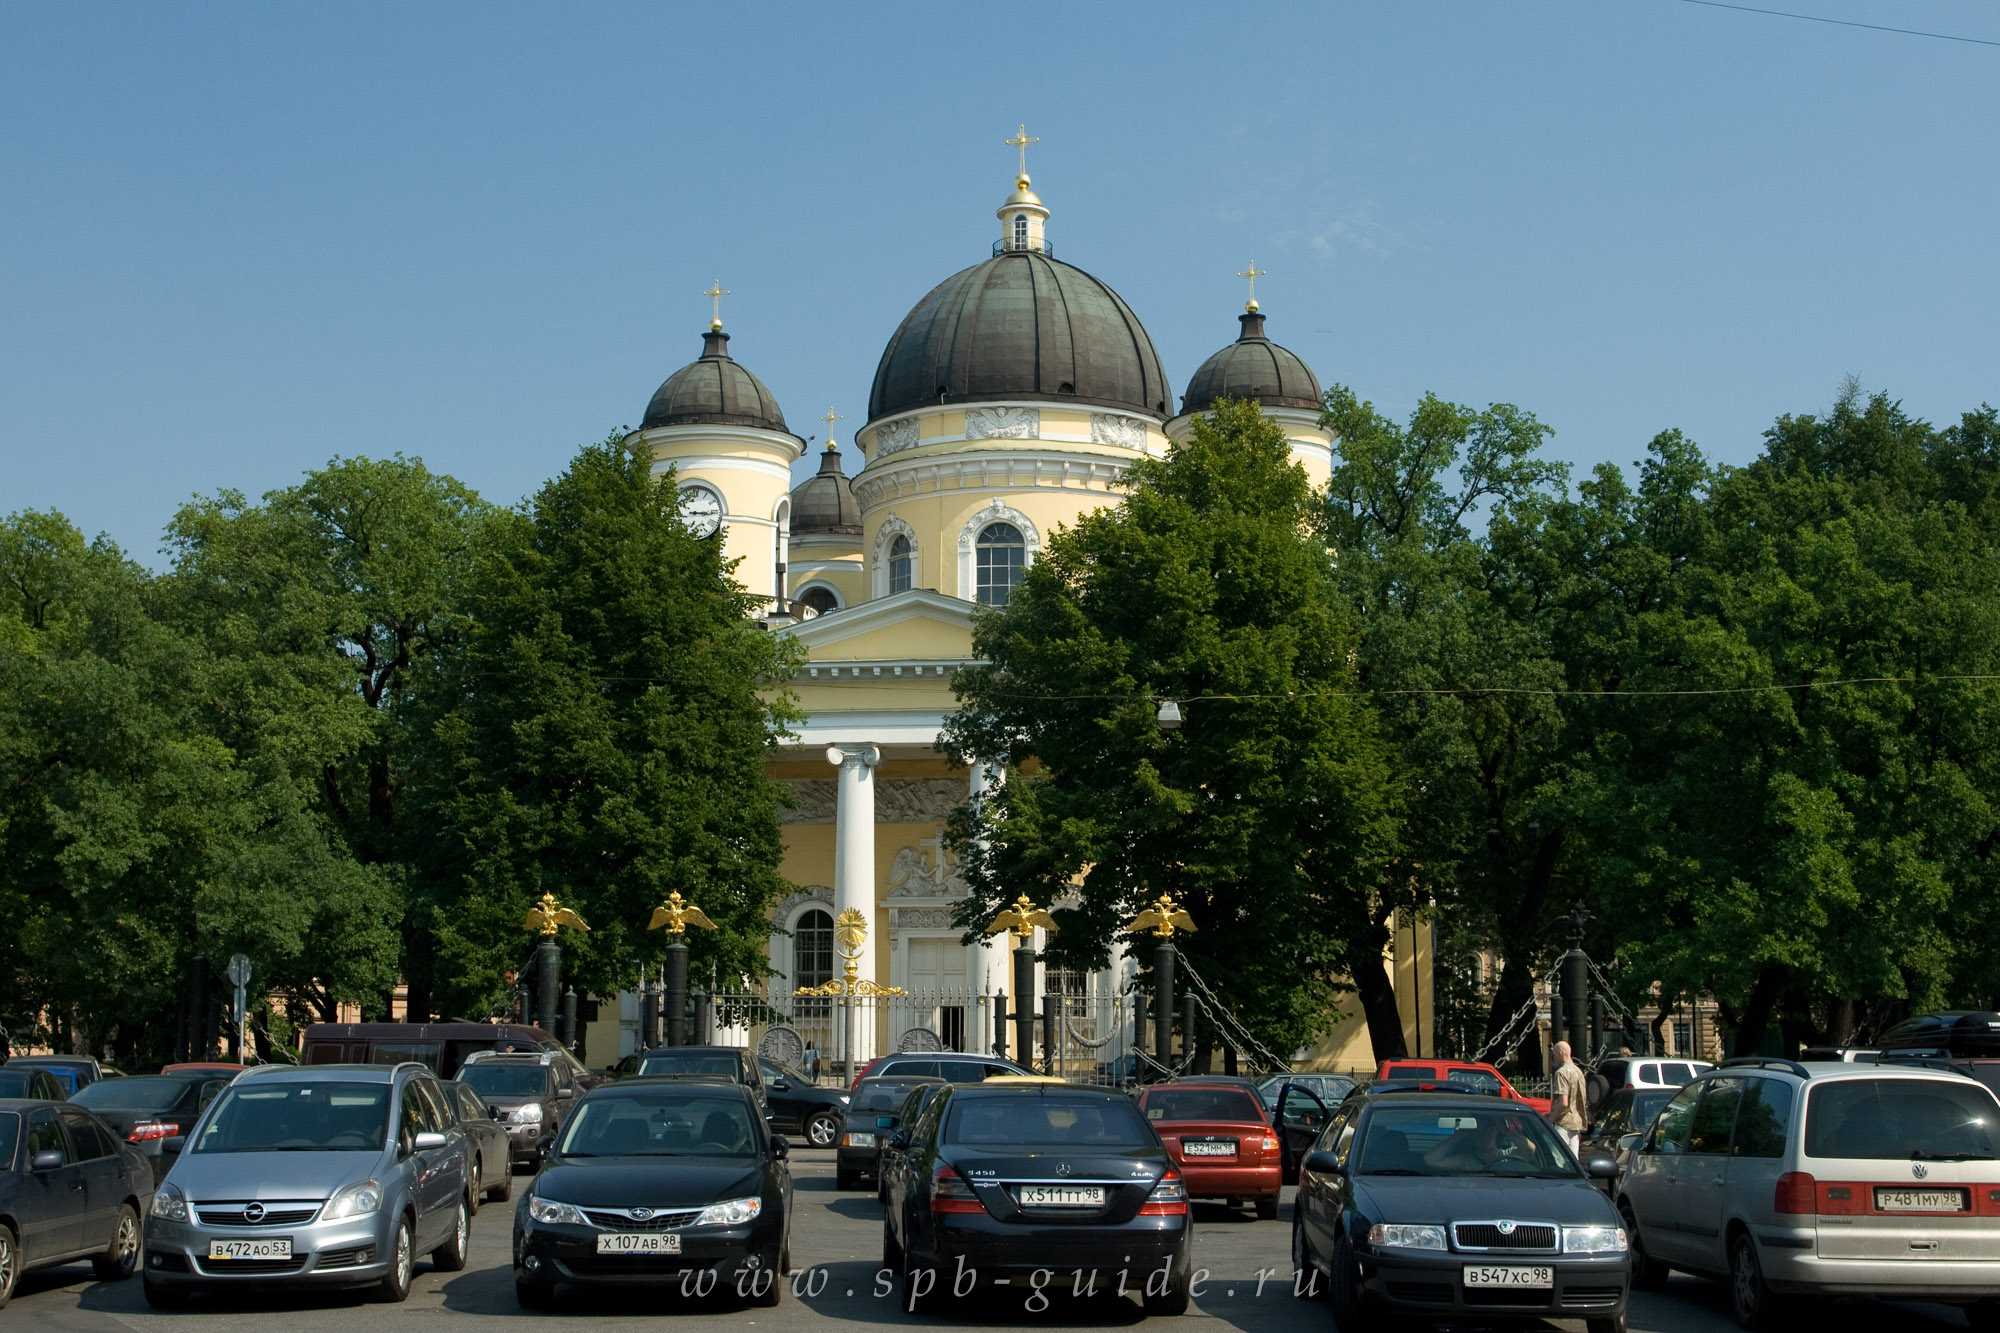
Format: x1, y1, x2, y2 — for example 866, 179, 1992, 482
1496, 1220, 1517, 1236
244, 1203, 266, 1223
1913, 1163, 1930, 1180
1056, 1163, 1072, 1177
629, 1207, 654, 1220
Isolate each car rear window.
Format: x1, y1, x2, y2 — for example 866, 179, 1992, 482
0, 1071, 44, 1098
193, 1082, 390, 1153
637, 1053, 741, 1079
947, 1095, 1151, 1148
459, 1064, 553, 1098
1805, 1078, 2000, 1161
1660, 1062, 1698, 1085
71, 1077, 191, 1112
1141, 1088, 1266, 1123
1384, 1065, 1440, 1080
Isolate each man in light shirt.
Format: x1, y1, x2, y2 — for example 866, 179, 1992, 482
1551, 1040, 1589, 1155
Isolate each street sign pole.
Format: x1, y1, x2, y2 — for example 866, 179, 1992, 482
226, 953, 252, 1062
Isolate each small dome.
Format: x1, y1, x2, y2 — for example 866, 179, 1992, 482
642, 329, 791, 434
788, 445, 861, 535
869, 251, 1171, 423
1181, 312, 1322, 416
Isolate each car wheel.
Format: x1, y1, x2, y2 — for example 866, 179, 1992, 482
1328, 1234, 1373, 1332
92, 1203, 141, 1281
883, 1217, 905, 1271
1255, 1193, 1279, 1221
1290, 1213, 1321, 1299
748, 1255, 785, 1307
515, 1278, 553, 1308
432, 1197, 471, 1272
375, 1216, 415, 1302
836, 1167, 858, 1190
806, 1111, 841, 1148
1622, 1203, 1668, 1290
465, 1159, 481, 1216
0, 1223, 17, 1310
142, 1276, 190, 1309
1142, 1252, 1192, 1316
1729, 1231, 1787, 1331
1966, 1300, 2000, 1332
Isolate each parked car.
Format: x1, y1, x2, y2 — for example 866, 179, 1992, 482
300, 1021, 564, 1078
511, 1076, 792, 1308
1873, 1010, 2000, 1058
1578, 1087, 1675, 1194
141, 1061, 473, 1307
1617, 1056, 2000, 1330
457, 1054, 575, 1168
876, 1080, 951, 1204
1593, 1057, 1715, 1090
438, 1077, 515, 1205
1292, 1083, 1628, 1333
1259, 1072, 1356, 1113
838, 1076, 943, 1190
0, 1100, 154, 1308
69, 1073, 232, 1183
882, 1082, 1194, 1315
847, 1052, 1033, 1091
634, 1046, 765, 1111
1375, 1059, 1553, 1114
756, 1057, 848, 1148
1137, 1080, 1283, 1218
3, 1056, 104, 1095
0, 1068, 68, 1102
1880, 1051, 2000, 1100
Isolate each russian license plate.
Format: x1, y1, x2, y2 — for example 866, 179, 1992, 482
1017, 1185, 1106, 1207
1463, 1264, 1553, 1288
208, 1237, 292, 1261
1876, 1188, 1968, 1212
597, 1232, 682, 1254
848, 1132, 876, 1147
1184, 1141, 1237, 1156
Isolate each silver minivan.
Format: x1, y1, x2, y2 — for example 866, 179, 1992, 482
140, 1062, 472, 1307
1617, 1057, 2000, 1330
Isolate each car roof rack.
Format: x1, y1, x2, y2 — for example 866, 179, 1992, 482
1719, 1056, 1811, 1078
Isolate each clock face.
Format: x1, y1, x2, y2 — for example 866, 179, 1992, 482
677, 483, 723, 539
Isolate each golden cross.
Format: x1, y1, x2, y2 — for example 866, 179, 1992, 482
703, 278, 731, 329
819, 406, 843, 433
1005, 124, 1040, 178
1237, 261, 1268, 312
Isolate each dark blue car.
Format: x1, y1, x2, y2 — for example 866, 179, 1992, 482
0, 1099, 155, 1308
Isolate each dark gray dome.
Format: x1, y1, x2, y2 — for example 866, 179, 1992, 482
869, 251, 1171, 423
642, 329, 790, 433
1181, 312, 1321, 415
789, 445, 861, 536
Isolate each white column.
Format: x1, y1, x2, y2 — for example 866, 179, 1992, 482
826, 745, 881, 988
967, 759, 1005, 996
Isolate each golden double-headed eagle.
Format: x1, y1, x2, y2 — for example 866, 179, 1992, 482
523, 892, 590, 937
1124, 892, 1197, 939
647, 890, 717, 936
985, 893, 1060, 941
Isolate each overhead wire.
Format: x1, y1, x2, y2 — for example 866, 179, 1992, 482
1677, 0, 2000, 48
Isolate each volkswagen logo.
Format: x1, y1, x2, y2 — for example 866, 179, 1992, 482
1496, 1220, 1517, 1236
1913, 1163, 1930, 1180
629, 1207, 654, 1220
1056, 1163, 1072, 1177
243, 1202, 266, 1224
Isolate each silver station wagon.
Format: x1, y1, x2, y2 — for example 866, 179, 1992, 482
1616, 1056, 2000, 1330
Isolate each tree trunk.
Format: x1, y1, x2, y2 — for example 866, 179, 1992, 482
1731, 963, 1788, 1057
1826, 997, 1857, 1046
1348, 934, 1408, 1061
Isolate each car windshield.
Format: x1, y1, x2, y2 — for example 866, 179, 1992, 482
71, 1077, 192, 1111
0, 1071, 43, 1097
458, 1065, 552, 1098
1142, 1088, 1267, 1123
558, 1093, 757, 1157
0, 1113, 18, 1167
1357, 1105, 1577, 1178
1805, 1079, 2000, 1160
192, 1081, 390, 1153
637, 1053, 740, 1079
947, 1095, 1152, 1148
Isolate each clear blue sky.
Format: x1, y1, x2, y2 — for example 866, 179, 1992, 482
4, 2, 1995, 563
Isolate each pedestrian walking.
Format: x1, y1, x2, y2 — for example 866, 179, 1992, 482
1550, 1039, 1589, 1156
803, 1041, 820, 1082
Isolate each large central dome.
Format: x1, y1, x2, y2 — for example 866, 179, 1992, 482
868, 249, 1171, 424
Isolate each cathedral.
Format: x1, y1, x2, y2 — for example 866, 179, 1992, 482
621, 146, 1431, 1070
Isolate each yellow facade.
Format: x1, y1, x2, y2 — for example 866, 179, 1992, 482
636, 422, 803, 606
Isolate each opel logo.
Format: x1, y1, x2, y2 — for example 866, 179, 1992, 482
1497, 1220, 1517, 1236
1913, 1163, 1929, 1180
630, 1207, 654, 1220
244, 1202, 266, 1223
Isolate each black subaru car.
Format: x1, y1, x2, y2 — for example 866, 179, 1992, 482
512, 1077, 791, 1308
1291, 1086, 1629, 1333
882, 1083, 1192, 1316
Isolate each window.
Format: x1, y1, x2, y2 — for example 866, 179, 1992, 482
1649, 1084, 1701, 1154
1733, 1078, 1794, 1158
60, 1111, 114, 1160
1803, 1078, 2000, 1161
1686, 1076, 1744, 1154
798, 586, 840, 617
975, 522, 1026, 605
889, 535, 913, 593
1013, 213, 1028, 249
26, 1111, 65, 1163
794, 909, 834, 990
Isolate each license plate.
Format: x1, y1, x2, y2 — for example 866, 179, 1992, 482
1876, 1188, 1968, 1212
1463, 1265, 1553, 1288
1184, 1142, 1236, 1156
848, 1132, 876, 1147
1017, 1185, 1105, 1207
597, 1232, 682, 1254
208, 1237, 292, 1260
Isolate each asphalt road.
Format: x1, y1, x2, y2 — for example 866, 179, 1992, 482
6, 1145, 1984, 1331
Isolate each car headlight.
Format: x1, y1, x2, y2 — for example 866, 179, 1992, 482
694, 1196, 763, 1227
512, 1104, 544, 1124
150, 1182, 188, 1221
527, 1196, 591, 1226
322, 1178, 383, 1221
1563, 1225, 1629, 1254
1367, 1223, 1447, 1250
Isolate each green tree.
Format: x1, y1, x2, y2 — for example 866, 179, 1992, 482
942, 400, 1400, 1062
411, 437, 802, 1019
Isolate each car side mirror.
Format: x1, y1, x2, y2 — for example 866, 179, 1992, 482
412, 1130, 448, 1152
1585, 1154, 1620, 1180
772, 1080, 790, 1092
31, 1149, 65, 1171
771, 1137, 789, 1159
1618, 1133, 1644, 1154
1300, 1150, 1341, 1178
555, 1086, 575, 1100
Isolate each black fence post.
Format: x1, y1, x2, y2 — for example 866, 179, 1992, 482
1012, 945, 1037, 1068
664, 940, 689, 1046
559, 987, 577, 1049
993, 990, 1008, 1057
1152, 944, 1174, 1080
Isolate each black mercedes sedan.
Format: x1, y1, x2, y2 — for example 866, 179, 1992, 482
1292, 1086, 1629, 1333
882, 1083, 1192, 1316
512, 1077, 792, 1309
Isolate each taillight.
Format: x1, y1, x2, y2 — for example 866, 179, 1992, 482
931, 1166, 985, 1214
128, 1122, 179, 1143
1255, 1135, 1279, 1154
1140, 1170, 1189, 1216
1775, 1171, 1817, 1215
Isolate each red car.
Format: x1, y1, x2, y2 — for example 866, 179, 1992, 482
1135, 1080, 1282, 1218
1374, 1058, 1553, 1114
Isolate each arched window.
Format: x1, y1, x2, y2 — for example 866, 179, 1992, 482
794, 909, 834, 990
976, 522, 1026, 605
1013, 213, 1029, 249
798, 586, 839, 618
889, 535, 913, 593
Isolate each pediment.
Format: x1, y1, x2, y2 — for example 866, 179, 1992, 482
783, 589, 978, 663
